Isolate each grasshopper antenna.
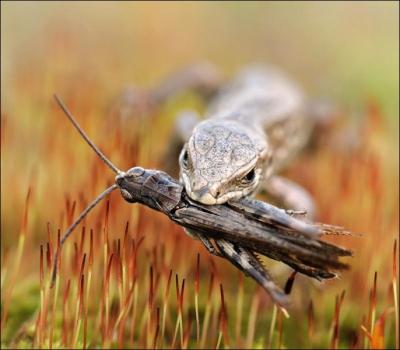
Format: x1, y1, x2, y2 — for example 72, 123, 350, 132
50, 184, 118, 287
53, 94, 122, 175
50, 94, 122, 287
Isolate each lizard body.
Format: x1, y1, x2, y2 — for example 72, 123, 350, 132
52, 74, 350, 307
109, 64, 334, 304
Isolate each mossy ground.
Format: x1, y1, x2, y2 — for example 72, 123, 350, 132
1, 2, 398, 349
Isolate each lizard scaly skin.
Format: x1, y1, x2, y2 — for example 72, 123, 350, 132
179, 66, 313, 205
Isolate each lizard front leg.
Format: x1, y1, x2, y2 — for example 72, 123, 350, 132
163, 110, 201, 177
262, 175, 316, 220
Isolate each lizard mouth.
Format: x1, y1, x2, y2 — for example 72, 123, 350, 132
181, 173, 250, 205
190, 189, 249, 205
190, 191, 218, 205
181, 175, 218, 205
185, 181, 262, 206
186, 183, 247, 205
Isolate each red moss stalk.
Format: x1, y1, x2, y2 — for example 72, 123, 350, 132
46, 242, 51, 271
160, 269, 173, 348
103, 253, 114, 345
200, 272, 215, 348
179, 278, 186, 348
331, 290, 345, 350
146, 266, 154, 348
277, 307, 284, 349
246, 288, 260, 349
218, 283, 229, 348
194, 253, 200, 346
268, 304, 278, 349
171, 275, 185, 348
79, 226, 86, 258
73, 274, 85, 348
371, 272, 378, 331
307, 299, 315, 341
1, 187, 32, 329
153, 307, 160, 349
49, 230, 62, 349
47, 222, 53, 265
38, 245, 45, 347
392, 239, 399, 350
235, 272, 244, 347
371, 310, 390, 349
61, 280, 71, 347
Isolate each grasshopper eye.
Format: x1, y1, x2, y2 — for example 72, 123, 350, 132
127, 167, 145, 177
241, 168, 256, 184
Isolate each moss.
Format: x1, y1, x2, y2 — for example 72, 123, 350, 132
2, 278, 40, 345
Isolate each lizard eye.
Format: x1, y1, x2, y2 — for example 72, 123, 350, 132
241, 168, 256, 183
181, 149, 190, 169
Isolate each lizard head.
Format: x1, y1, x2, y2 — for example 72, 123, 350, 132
179, 119, 271, 205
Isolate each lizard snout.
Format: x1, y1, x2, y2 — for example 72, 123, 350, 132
188, 184, 221, 205
181, 171, 221, 205
190, 189, 217, 205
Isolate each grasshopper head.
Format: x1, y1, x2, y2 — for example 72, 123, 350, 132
115, 167, 146, 202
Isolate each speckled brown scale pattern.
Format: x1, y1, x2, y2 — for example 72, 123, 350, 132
180, 66, 311, 205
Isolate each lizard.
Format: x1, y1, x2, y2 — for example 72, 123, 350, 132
110, 63, 342, 305
50, 94, 351, 306
112, 63, 317, 215
177, 65, 315, 211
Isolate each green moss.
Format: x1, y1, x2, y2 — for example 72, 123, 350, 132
2, 278, 40, 345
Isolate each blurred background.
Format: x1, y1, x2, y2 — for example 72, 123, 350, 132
2, 2, 399, 116
1, 2, 399, 349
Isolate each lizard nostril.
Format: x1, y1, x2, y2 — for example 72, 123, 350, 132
208, 186, 221, 198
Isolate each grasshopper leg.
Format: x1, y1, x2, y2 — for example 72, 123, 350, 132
184, 228, 223, 257
185, 229, 288, 305
214, 239, 289, 306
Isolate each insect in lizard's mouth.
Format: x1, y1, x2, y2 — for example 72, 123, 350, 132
181, 173, 249, 205
189, 188, 255, 205
189, 189, 219, 205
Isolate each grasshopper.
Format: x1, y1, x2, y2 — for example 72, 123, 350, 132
50, 95, 352, 307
